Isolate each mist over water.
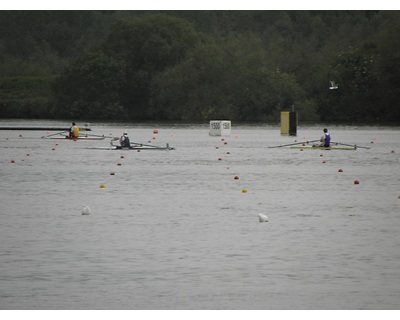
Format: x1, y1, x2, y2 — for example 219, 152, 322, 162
1, 120, 400, 309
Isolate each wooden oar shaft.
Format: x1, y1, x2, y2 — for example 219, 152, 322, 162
268, 139, 319, 148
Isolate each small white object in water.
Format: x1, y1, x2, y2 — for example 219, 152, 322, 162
258, 213, 268, 222
82, 206, 91, 215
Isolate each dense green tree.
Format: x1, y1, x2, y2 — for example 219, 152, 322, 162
100, 14, 206, 119
150, 34, 307, 121
52, 51, 126, 119
318, 44, 381, 122
1, 11, 400, 122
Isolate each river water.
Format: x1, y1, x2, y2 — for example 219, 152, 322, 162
1, 120, 399, 310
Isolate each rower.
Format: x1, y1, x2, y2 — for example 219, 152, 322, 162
319, 128, 331, 147
120, 131, 131, 148
69, 122, 79, 139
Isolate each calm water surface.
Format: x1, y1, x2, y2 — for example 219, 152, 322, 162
1, 120, 400, 309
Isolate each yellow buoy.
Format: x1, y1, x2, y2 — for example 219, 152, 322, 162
242, 188, 248, 193
100, 184, 106, 188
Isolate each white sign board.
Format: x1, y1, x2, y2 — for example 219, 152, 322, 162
209, 120, 231, 136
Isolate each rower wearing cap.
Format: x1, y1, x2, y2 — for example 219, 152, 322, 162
120, 131, 131, 148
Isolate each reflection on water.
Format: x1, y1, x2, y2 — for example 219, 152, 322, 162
1, 120, 400, 309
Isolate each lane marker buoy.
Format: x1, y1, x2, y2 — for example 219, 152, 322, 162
82, 206, 91, 215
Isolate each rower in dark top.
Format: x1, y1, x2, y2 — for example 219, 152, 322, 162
120, 131, 131, 148
319, 128, 331, 147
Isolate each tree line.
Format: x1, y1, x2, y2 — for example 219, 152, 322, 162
1, 11, 400, 123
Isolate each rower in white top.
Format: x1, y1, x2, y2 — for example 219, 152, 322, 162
119, 131, 131, 148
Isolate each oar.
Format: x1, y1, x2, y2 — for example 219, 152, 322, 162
331, 141, 371, 149
82, 133, 106, 137
41, 131, 68, 138
130, 141, 166, 149
268, 139, 320, 148
77, 133, 106, 139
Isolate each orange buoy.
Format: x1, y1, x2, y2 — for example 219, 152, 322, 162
153, 129, 158, 134
354, 180, 360, 185
234, 176, 239, 180
120, 155, 124, 159
218, 158, 222, 161
117, 163, 122, 166
338, 169, 343, 172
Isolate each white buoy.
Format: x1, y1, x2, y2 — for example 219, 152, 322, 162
82, 206, 91, 215
258, 213, 268, 222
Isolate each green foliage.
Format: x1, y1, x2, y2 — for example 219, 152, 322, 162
1, 11, 400, 122
0, 76, 54, 118
100, 14, 205, 119
150, 34, 306, 121
52, 51, 126, 119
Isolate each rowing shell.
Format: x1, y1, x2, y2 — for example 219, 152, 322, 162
103, 141, 175, 150
45, 136, 105, 140
291, 146, 356, 150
